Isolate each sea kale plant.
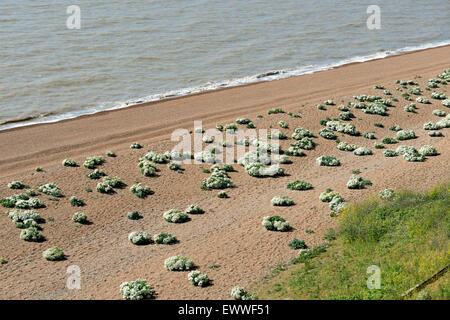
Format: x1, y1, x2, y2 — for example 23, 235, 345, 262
231, 286, 258, 300
39, 183, 62, 197
347, 175, 372, 189
83, 156, 105, 169
188, 271, 210, 287
42, 247, 65, 261
287, 180, 312, 191
130, 183, 152, 198
316, 156, 340, 166
128, 231, 152, 245
262, 216, 291, 231
270, 196, 294, 206
153, 233, 177, 244
164, 255, 195, 271
120, 280, 154, 300
163, 209, 189, 223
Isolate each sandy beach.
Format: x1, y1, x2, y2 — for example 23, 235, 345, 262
0, 45, 449, 299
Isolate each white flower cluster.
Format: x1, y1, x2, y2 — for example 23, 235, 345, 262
62, 158, 77, 167
273, 154, 291, 164
379, 188, 394, 199
83, 156, 105, 169
292, 127, 313, 140
339, 111, 355, 121
270, 196, 294, 206
419, 145, 438, 156
130, 183, 152, 198
128, 231, 152, 245
164, 255, 195, 271
337, 142, 357, 152
236, 118, 252, 125
292, 137, 315, 150
442, 99, 450, 107
194, 150, 220, 164
268, 131, 287, 140
404, 103, 417, 113
20, 226, 43, 242
396, 130, 416, 141
163, 209, 189, 223
72, 212, 87, 224
383, 149, 398, 157
316, 156, 340, 166
347, 175, 372, 189
231, 286, 258, 300
96, 176, 123, 193
326, 120, 359, 136
284, 144, 305, 156
42, 246, 65, 261
416, 97, 430, 104
7, 181, 28, 189
395, 145, 424, 162
202, 135, 215, 143
39, 183, 62, 197
428, 131, 443, 137
153, 233, 177, 244
353, 147, 373, 156
319, 128, 337, 139
329, 196, 347, 212
138, 159, 156, 177
431, 92, 447, 100
363, 132, 376, 140
436, 114, 450, 128
202, 167, 232, 188
363, 103, 388, 116
167, 162, 181, 171
319, 189, 342, 203
120, 280, 154, 300
262, 215, 291, 231
188, 271, 210, 287
185, 204, 204, 214
423, 122, 440, 130
8, 209, 41, 223
142, 151, 169, 164
14, 198, 44, 209
432, 109, 446, 117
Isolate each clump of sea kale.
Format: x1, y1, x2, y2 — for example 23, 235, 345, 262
164, 255, 195, 271
96, 176, 124, 193
201, 167, 232, 189
83, 156, 105, 169
62, 159, 77, 167
39, 183, 63, 197
231, 286, 258, 300
42, 247, 65, 261
188, 271, 210, 287
287, 180, 312, 191
185, 204, 204, 214
128, 231, 152, 245
163, 209, 189, 223
346, 175, 372, 189
262, 216, 291, 231
72, 212, 87, 224
396, 130, 416, 141
353, 147, 373, 156
337, 142, 357, 152
379, 188, 394, 199
270, 196, 294, 206
8, 181, 29, 189
316, 156, 340, 166
153, 233, 177, 244
319, 189, 342, 203
130, 183, 152, 198
120, 280, 154, 300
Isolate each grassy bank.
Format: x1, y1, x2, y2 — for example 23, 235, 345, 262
254, 183, 449, 300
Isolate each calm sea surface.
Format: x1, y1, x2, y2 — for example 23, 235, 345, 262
1, 0, 449, 129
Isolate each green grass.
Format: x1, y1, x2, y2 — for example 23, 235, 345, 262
255, 183, 449, 300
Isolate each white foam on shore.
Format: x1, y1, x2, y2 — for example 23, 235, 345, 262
2, 40, 449, 131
